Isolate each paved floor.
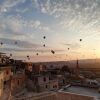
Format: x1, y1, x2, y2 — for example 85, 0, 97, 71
64, 86, 100, 99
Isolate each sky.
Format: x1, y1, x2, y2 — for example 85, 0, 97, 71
0, 0, 100, 62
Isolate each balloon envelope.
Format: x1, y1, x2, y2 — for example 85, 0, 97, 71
51, 50, 55, 54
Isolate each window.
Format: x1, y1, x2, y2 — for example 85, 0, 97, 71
63, 79, 65, 84
6, 70, 9, 75
45, 85, 48, 88
43, 77, 46, 82
4, 81, 7, 85
53, 85, 57, 88
18, 80, 20, 85
49, 77, 51, 80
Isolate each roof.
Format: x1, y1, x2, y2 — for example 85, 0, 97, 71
0, 52, 6, 55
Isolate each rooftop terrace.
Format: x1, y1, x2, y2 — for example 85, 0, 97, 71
61, 86, 100, 99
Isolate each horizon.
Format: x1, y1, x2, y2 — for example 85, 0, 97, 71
24, 58, 100, 63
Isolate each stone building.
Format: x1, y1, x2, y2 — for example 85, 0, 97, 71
0, 53, 26, 98
32, 64, 47, 74
26, 74, 59, 92
0, 66, 12, 83
0, 53, 10, 64
11, 71, 26, 95
0, 71, 4, 99
25, 62, 33, 72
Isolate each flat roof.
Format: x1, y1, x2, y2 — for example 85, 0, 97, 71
62, 86, 100, 98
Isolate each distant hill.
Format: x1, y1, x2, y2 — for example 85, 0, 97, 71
34, 59, 100, 69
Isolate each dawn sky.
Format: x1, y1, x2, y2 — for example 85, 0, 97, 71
0, 0, 100, 62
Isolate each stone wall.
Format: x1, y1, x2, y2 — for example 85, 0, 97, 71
12, 91, 96, 100
34, 92, 95, 100
0, 71, 4, 99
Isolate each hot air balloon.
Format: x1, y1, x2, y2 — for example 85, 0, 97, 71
43, 36, 46, 39
27, 55, 29, 58
68, 48, 70, 50
27, 55, 30, 60
80, 39, 82, 42
43, 44, 45, 47
36, 53, 39, 56
0, 42, 3, 46
51, 50, 55, 54
10, 53, 12, 57
15, 41, 18, 45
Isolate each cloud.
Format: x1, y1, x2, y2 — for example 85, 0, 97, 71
0, 48, 64, 53
62, 42, 81, 49
0, 0, 100, 61
0, 14, 50, 36
29, 20, 50, 31
32, 0, 100, 37
0, 15, 25, 35
0, 37, 65, 54
31, 20, 41, 28
0, 37, 41, 48
0, 0, 26, 13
